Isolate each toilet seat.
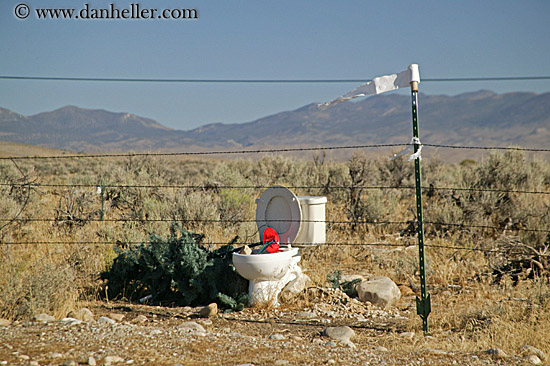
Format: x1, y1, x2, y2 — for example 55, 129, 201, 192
256, 185, 302, 244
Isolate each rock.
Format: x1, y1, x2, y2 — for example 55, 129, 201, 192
198, 318, 213, 326
30, 361, 39, 366
132, 314, 148, 323
275, 361, 289, 366
398, 285, 415, 297
524, 355, 542, 365
80, 308, 94, 321
104, 355, 124, 365
60, 317, 82, 326
33, 313, 56, 323
67, 308, 94, 322
87, 356, 97, 366
108, 313, 125, 322
521, 345, 546, 360
199, 303, 218, 318
0, 318, 11, 326
357, 276, 401, 308
97, 316, 116, 325
269, 333, 285, 340
62, 361, 76, 366
343, 340, 356, 349
321, 326, 355, 343
178, 321, 206, 334
240, 245, 252, 255
486, 348, 507, 359
375, 346, 389, 352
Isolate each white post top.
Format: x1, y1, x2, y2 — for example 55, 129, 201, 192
409, 64, 420, 84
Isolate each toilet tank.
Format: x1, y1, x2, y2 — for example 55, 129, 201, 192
294, 196, 327, 246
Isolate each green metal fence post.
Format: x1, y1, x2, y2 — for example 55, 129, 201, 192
410, 80, 431, 333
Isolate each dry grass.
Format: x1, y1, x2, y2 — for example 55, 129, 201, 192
1, 149, 549, 357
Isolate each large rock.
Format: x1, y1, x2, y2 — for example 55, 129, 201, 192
67, 308, 94, 322
525, 355, 542, 365
356, 276, 401, 308
104, 355, 124, 365
322, 326, 356, 348
321, 326, 355, 342
97, 316, 116, 325
521, 345, 546, 361
178, 321, 206, 334
199, 303, 218, 318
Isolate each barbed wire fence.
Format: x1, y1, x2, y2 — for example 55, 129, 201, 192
0, 143, 549, 257
2, 74, 550, 334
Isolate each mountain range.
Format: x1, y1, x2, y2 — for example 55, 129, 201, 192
1, 90, 549, 160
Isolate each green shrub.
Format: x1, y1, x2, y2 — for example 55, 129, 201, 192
103, 224, 248, 310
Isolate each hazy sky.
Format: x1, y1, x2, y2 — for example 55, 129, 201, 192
1, 0, 549, 130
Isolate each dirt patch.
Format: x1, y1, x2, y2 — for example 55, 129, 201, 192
0, 297, 529, 366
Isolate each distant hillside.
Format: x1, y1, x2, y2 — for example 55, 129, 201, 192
185, 90, 550, 149
1, 91, 549, 158
0, 106, 194, 153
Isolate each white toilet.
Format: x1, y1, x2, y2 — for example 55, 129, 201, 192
232, 185, 327, 306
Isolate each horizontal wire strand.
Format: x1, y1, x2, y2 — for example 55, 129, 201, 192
1, 143, 548, 161
1, 217, 547, 233
2, 75, 550, 83
0, 144, 406, 160
2, 182, 549, 195
424, 143, 550, 152
0, 218, 410, 225
2, 240, 545, 256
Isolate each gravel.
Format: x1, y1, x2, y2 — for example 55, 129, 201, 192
0, 289, 533, 365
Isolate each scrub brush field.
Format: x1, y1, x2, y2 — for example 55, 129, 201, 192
1, 149, 549, 365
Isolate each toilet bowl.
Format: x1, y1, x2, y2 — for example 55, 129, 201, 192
232, 186, 327, 306
232, 247, 301, 305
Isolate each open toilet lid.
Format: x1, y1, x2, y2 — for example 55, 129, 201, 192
256, 185, 302, 244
